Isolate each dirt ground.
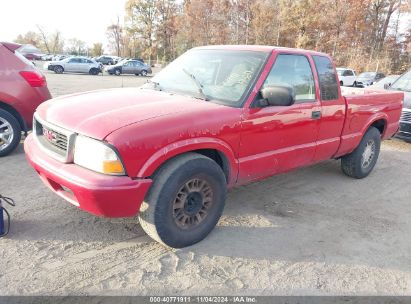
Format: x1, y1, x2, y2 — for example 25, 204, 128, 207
0, 68, 410, 296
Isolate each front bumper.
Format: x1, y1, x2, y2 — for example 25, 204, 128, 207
354, 81, 372, 88
24, 134, 152, 217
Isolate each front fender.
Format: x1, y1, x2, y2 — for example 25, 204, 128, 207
137, 137, 239, 186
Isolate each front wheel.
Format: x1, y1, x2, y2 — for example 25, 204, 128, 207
114, 69, 121, 76
54, 66, 64, 74
341, 127, 381, 179
139, 153, 227, 248
0, 109, 21, 157
141, 70, 148, 77
89, 68, 99, 75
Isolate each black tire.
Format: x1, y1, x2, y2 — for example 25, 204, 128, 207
0, 109, 22, 157
141, 70, 148, 77
341, 127, 381, 179
353, 81, 357, 87
89, 68, 99, 75
114, 69, 121, 76
54, 65, 64, 74
139, 153, 227, 248
340, 80, 343, 86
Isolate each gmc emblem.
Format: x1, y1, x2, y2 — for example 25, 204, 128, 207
43, 128, 57, 142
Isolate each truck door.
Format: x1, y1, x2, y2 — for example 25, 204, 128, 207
238, 53, 321, 184
311, 55, 346, 162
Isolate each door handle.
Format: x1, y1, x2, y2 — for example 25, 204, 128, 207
312, 110, 321, 120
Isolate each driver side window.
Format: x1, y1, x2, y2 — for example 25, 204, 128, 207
263, 54, 316, 103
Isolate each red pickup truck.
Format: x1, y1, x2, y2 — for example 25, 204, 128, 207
24, 46, 403, 248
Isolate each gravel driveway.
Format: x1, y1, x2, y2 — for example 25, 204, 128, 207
0, 70, 410, 296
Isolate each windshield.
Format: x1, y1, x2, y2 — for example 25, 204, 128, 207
336, 69, 344, 76
390, 70, 411, 92
358, 72, 376, 78
144, 49, 268, 106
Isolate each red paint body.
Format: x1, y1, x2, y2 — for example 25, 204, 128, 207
24, 46, 403, 217
0, 42, 51, 130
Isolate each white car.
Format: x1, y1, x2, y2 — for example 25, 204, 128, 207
336, 68, 356, 86
47, 57, 103, 75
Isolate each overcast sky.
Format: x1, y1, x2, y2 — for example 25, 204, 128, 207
0, 0, 127, 47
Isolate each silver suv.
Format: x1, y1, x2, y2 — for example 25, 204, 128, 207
46, 57, 102, 75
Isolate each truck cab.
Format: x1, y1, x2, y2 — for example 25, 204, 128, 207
24, 46, 403, 248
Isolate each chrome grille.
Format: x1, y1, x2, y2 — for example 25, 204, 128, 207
41, 125, 68, 152
400, 109, 411, 123
33, 114, 76, 163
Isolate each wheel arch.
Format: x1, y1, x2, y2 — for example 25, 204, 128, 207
0, 101, 27, 132
362, 114, 388, 138
137, 138, 238, 187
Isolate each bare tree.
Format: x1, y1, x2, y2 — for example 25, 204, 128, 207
107, 17, 123, 57
36, 25, 51, 53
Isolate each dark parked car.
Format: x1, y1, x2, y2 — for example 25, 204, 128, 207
386, 70, 411, 141
354, 72, 385, 87
105, 60, 152, 76
95, 56, 115, 65
0, 42, 51, 156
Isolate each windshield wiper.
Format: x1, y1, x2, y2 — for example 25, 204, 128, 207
182, 68, 209, 101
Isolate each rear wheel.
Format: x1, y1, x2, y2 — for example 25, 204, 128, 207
340, 80, 343, 86
341, 127, 381, 179
54, 65, 64, 74
0, 109, 21, 157
353, 81, 357, 87
139, 153, 227, 248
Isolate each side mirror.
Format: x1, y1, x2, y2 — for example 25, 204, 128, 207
260, 86, 295, 107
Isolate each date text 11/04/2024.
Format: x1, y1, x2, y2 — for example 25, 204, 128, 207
149, 296, 257, 303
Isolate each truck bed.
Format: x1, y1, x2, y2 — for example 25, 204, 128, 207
335, 87, 404, 157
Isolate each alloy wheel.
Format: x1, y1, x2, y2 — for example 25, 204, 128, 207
0, 117, 14, 152
172, 178, 213, 229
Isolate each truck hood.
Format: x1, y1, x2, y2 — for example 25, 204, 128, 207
36, 88, 224, 139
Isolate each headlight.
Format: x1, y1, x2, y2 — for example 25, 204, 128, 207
74, 135, 125, 175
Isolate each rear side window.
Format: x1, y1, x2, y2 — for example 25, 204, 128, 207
69, 58, 81, 63
313, 56, 339, 100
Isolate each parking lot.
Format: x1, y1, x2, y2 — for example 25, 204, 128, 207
0, 68, 410, 296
